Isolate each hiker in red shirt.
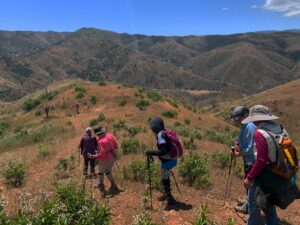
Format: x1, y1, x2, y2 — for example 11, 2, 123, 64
88, 127, 119, 197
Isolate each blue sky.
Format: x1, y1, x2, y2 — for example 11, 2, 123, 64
0, 0, 300, 36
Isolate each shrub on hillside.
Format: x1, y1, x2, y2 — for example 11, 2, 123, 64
98, 81, 106, 86
0, 183, 111, 224
184, 119, 191, 125
40, 91, 59, 101
75, 86, 86, 99
211, 150, 231, 168
23, 98, 41, 111
121, 138, 140, 154
54, 157, 74, 179
122, 159, 160, 189
183, 136, 196, 150
165, 98, 179, 108
2, 161, 25, 188
35, 110, 42, 117
204, 129, 236, 147
0, 122, 9, 138
98, 112, 106, 122
146, 90, 162, 102
162, 110, 178, 118
126, 125, 142, 137
89, 118, 98, 126
136, 99, 149, 110
119, 98, 127, 106
90, 96, 97, 104
37, 144, 50, 159
113, 120, 126, 130
178, 153, 211, 189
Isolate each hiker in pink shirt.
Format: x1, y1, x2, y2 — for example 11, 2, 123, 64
88, 127, 119, 197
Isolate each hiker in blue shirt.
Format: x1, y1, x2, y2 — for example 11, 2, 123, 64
231, 106, 258, 224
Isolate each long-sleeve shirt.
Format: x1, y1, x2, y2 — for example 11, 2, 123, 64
79, 135, 98, 158
96, 133, 118, 161
246, 131, 269, 182
238, 122, 256, 164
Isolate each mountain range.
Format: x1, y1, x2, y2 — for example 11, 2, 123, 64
1, 28, 300, 101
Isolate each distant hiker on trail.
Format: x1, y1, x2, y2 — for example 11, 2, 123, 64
230, 106, 256, 216
242, 105, 299, 225
79, 127, 98, 176
43, 104, 50, 118
88, 127, 120, 198
145, 117, 183, 206
75, 101, 80, 114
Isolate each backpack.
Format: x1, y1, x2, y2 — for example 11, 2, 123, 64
164, 130, 183, 159
258, 129, 299, 179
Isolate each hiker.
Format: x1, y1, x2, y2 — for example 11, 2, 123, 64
75, 101, 80, 114
230, 106, 256, 216
242, 105, 299, 225
79, 127, 98, 176
88, 127, 119, 197
43, 104, 50, 118
145, 117, 183, 206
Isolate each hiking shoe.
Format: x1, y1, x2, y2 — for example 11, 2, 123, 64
234, 202, 248, 214
83, 171, 88, 176
236, 197, 247, 206
166, 194, 177, 206
157, 192, 168, 201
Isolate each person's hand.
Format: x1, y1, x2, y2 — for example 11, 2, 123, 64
87, 153, 93, 159
144, 150, 151, 156
244, 178, 252, 189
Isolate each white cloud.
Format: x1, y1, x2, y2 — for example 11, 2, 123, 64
222, 7, 228, 11
264, 0, 300, 17
251, 5, 257, 9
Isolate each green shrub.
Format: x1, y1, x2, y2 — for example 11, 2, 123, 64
204, 129, 237, 147
170, 124, 190, 137
183, 136, 196, 150
0, 122, 9, 138
119, 98, 127, 106
89, 118, 98, 126
98, 112, 106, 122
35, 110, 42, 117
23, 98, 41, 111
0, 183, 111, 224
40, 91, 59, 101
146, 90, 162, 102
122, 159, 160, 189
37, 144, 50, 159
121, 138, 140, 154
54, 157, 73, 179
75, 86, 86, 99
133, 211, 158, 225
2, 161, 25, 188
162, 110, 178, 118
113, 120, 126, 130
211, 150, 231, 168
178, 153, 211, 189
75, 91, 85, 99
184, 119, 191, 125
98, 81, 106, 86
90, 96, 97, 104
193, 204, 216, 225
136, 99, 149, 110
165, 98, 179, 108
126, 125, 142, 137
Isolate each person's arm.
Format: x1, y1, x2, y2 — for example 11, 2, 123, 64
246, 131, 269, 182
243, 124, 256, 158
145, 132, 169, 156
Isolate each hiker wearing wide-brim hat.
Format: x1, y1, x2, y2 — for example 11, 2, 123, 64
88, 126, 120, 198
78, 127, 98, 176
230, 106, 257, 219
242, 105, 299, 225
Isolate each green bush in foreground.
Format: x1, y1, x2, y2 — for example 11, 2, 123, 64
23, 98, 41, 111
121, 138, 140, 154
2, 161, 25, 188
178, 153, 211, 189
136, 99, 149, 110
0, 183, 111, 225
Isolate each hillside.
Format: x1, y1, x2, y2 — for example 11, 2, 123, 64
0, 80, 299, 225
216, 79, 300, 144
1, 28, 300, 101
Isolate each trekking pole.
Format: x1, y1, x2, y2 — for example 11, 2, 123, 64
78, 148, 81, 167
171, 171, 181, 194
225, 146, 235, 199
115, 161, 121, 173
147, 155, 154, 209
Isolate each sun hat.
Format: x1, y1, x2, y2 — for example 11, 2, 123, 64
231, 106, 249, 121
93, 127, 106, 135
241, 105, 279, 124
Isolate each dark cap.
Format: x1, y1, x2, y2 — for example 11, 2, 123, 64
231, 106, 249, 121
93, 127, 106, 135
